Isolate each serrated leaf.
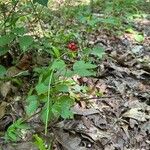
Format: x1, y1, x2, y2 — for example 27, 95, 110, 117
18, 35, 33, 52
73, 61, 96, 76
0, 34, 15, 46
33, 0, 48, 6
8, 132, 17, 141
35, 83, 48, 95
0, 65, 6, 77
91, 46, 105, 59
52, 96, 74, 119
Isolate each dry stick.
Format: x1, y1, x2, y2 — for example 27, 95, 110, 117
81, 95, 120, 101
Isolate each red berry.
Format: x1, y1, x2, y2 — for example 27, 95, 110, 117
67, 42, 78, 52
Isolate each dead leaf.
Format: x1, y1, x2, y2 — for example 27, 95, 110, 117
71, 106, 99, 116
0, 115, 13, 131
81, 124, 111, 141
54, 129, 83, 150
122, 108, 147, 122
6, 66, 21, 77
2, 142, 37, 150
17, 53, 32, 70
0, 81, 11, 98
0, 101, 7, 119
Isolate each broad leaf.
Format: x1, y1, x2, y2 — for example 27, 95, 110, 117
18, 35, 34, 52
0, 47, 8, 56
73, 61, 96, 76
52, 96, 74, 119
91, 46, 105, 59
0, 34, 15, 46
35, 83, 48, 95
51, 59, 66, 70
12, 27, 26, 35
26, 95, 38, 116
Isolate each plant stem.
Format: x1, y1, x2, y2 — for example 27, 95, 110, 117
45, 69, 54, 135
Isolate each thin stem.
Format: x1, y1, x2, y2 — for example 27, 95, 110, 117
45, 69, 54, 135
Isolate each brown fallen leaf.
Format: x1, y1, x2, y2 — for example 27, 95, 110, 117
2, 142, 37, 150
0, 81, 11, 98
0, 101, 7, 119
71, 106, 99, 116
0, 115, 13, 131
6, 66, 21, 77
122, 108, 148, 122
16, 53, 32, 71
53, 129, 83, 150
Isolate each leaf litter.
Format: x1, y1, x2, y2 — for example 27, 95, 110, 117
0, 5, 150, 150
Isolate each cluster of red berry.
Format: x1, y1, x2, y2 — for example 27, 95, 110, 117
67, 42, 78, 52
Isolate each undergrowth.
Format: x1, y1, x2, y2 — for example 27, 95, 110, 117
0, 0, 147, 148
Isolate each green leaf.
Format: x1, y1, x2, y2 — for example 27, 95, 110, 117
33, 134, 47, 150
0, 34, 15, 46
35, 83, 48, 95
5, 119, 29, 142
52, 96, 74, 119
8, 132, 17, 142
125, 28, 135, 33
91, 46, 105, 59
134, 34, 144, 43
40, 104, 53, 123
51, 46, 60, 58
0, 46, 8, 56
12, 27, 26, 35
33, 0, 49, 6
18, 35, 34, 52
51, 60, 66, 70
73, 61, 96, 76
55, 84, 69, 93
26, 95, 38, 116
0, 65, 6, 77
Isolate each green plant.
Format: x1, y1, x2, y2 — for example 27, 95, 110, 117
5, 119, 29, 142
1, 1, 105, 144
25, 57, 98, 134
33, 134, 48, 150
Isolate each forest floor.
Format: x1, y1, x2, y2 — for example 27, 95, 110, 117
0, 1, 150, 150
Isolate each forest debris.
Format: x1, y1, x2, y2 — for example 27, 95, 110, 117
71, 106, 99, 116
122, 108, 148, 121
54, 129, 83, 150
0, 101, 7, 119
0, 81, 11, 98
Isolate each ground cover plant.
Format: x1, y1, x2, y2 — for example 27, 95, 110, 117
0, 0, 150, 149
